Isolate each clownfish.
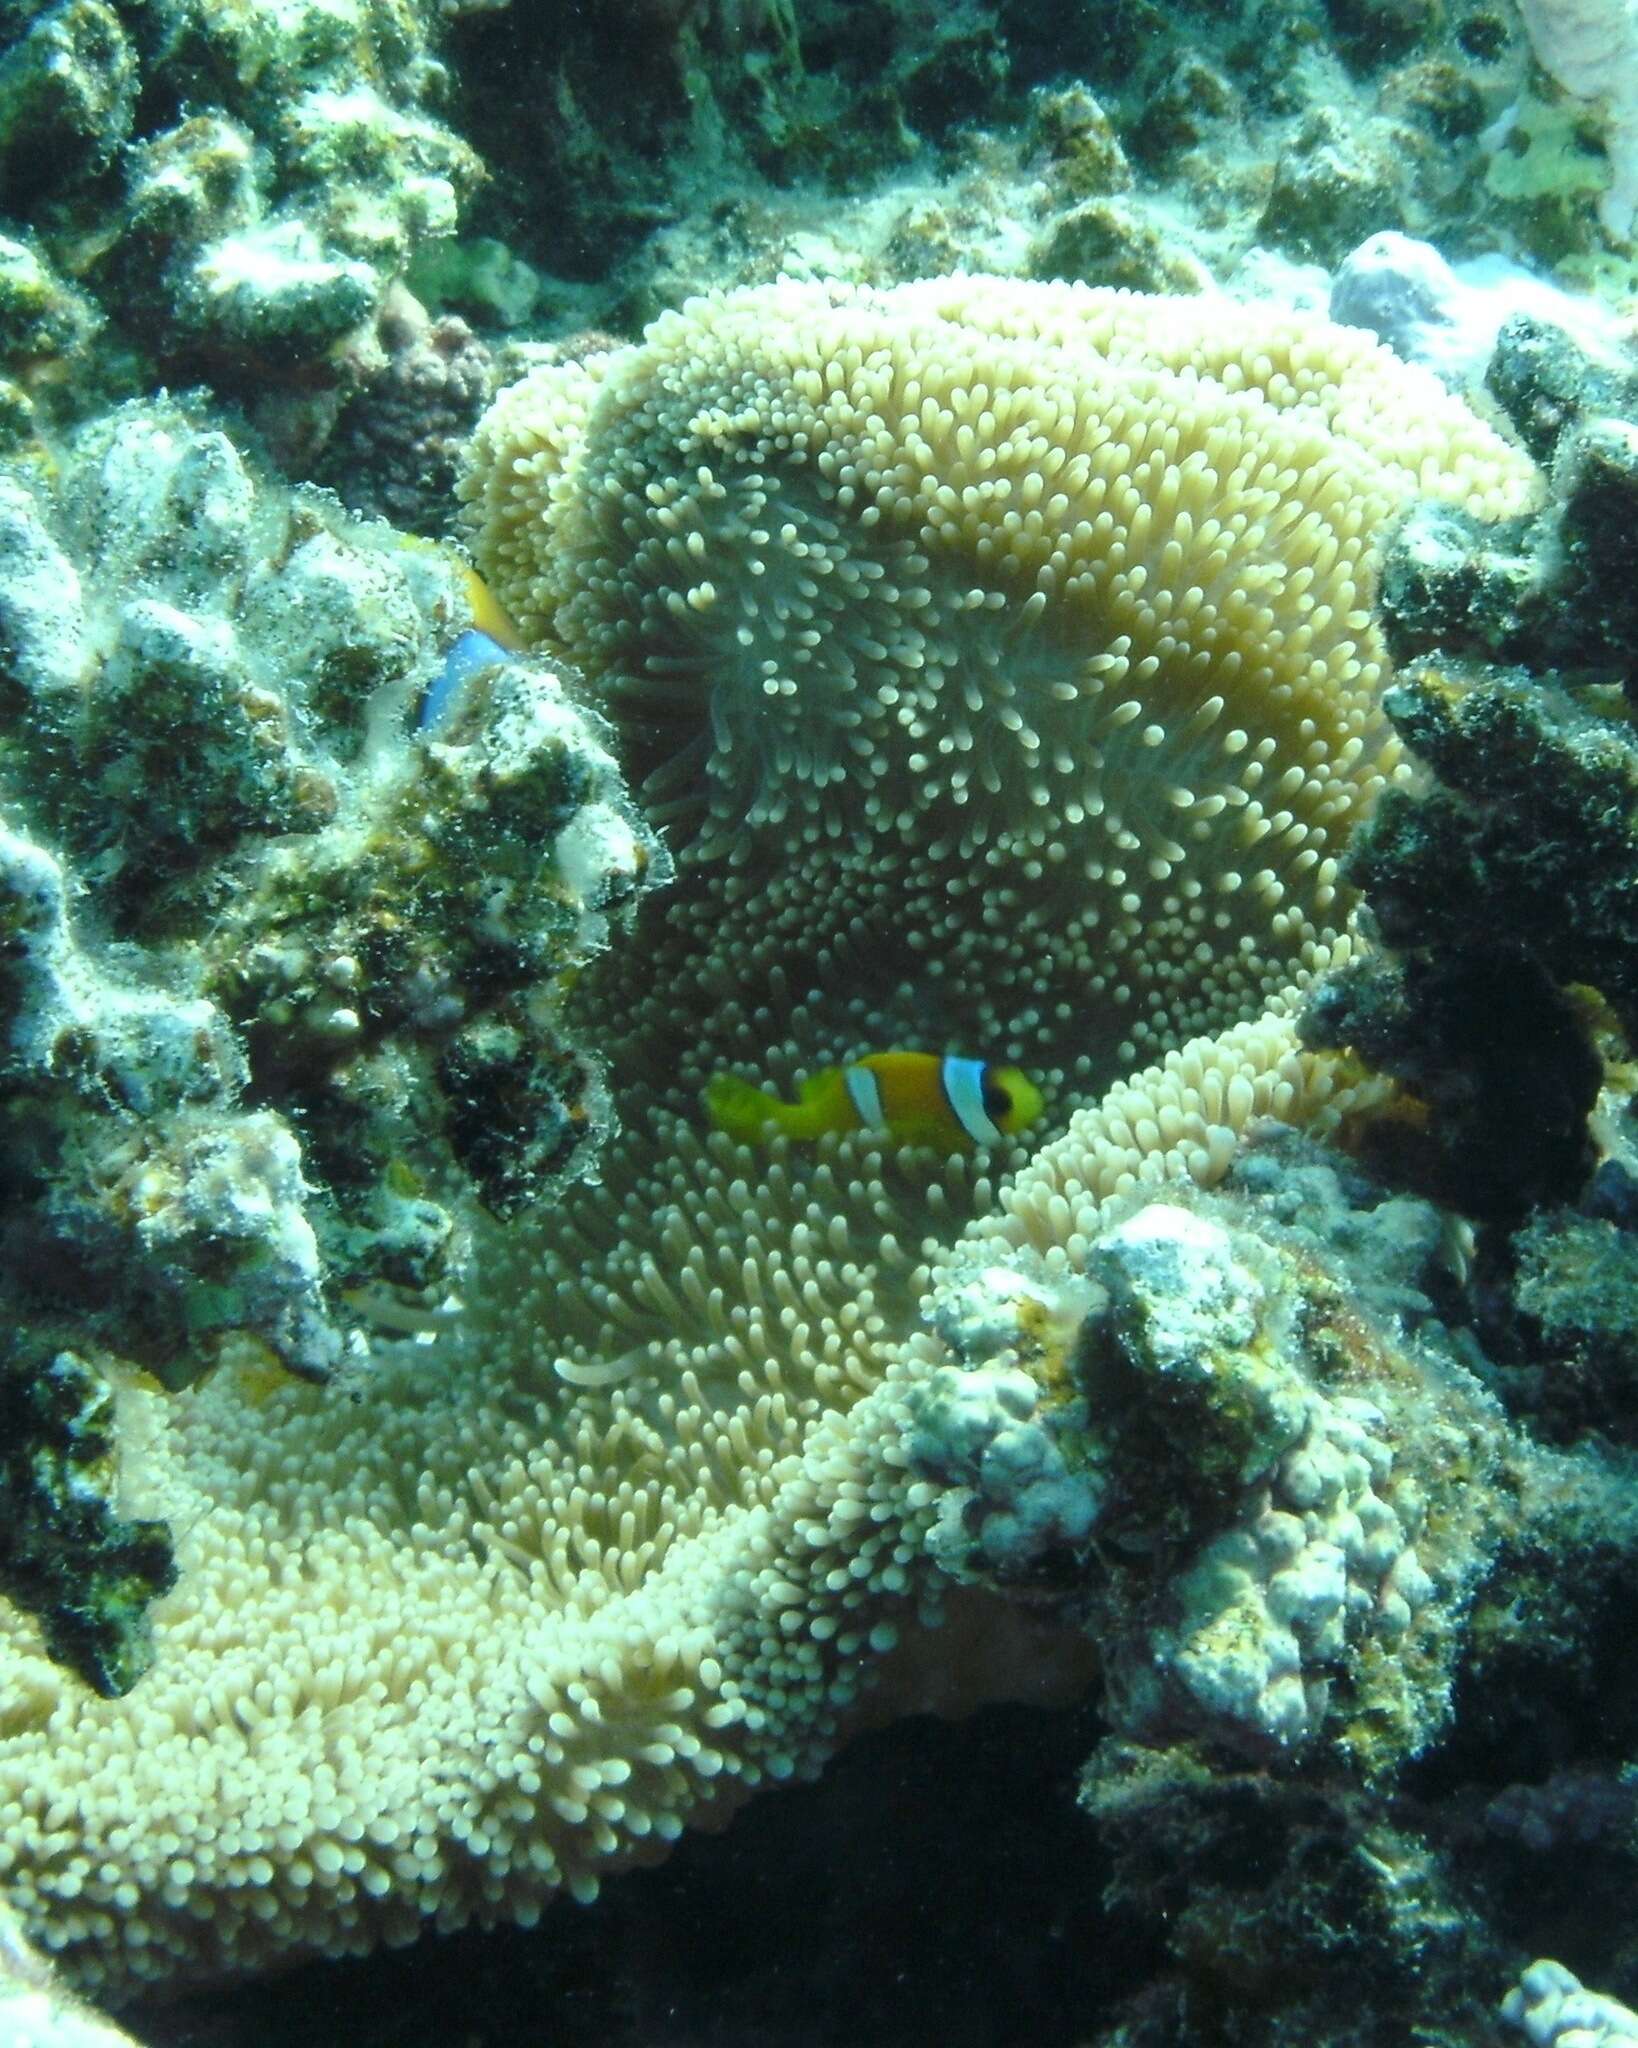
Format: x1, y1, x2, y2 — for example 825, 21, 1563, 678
705, 1052, 1045, 1153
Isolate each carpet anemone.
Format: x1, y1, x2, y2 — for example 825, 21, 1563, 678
0, 277, 1537, 1996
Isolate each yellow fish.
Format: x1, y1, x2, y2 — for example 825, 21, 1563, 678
456, 561, 525, 651
705, 1051, 1044, 1152
418, 555, 528, 733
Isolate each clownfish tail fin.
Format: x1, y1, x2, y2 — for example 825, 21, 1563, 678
705, 1072, 791, 1143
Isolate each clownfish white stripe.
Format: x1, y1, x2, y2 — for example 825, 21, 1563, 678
941, 1056, 1004, 1146
844, 1062, 888, 1129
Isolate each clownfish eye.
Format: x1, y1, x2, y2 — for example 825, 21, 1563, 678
983, 1080, 1012, 1118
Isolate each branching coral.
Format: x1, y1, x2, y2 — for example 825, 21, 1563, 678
0, 280, 1541, 1998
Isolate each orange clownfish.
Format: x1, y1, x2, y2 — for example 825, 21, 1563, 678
705, 1052, 1044, 1153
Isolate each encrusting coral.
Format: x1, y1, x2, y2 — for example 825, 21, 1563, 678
0, 278, 1542, 1998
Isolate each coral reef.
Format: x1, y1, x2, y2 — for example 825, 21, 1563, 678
1484, 310, 1638, 468
1081, 1747, 1505, 2046
1061, 1394, 1638, 2047
1329, 231, 1631, 389
912, 1131, 1540, 2047
1, 0, 1616, 483
0, 1345, 175, 1701
0, 1009, 1509, 2004
7, 5, 1638, 2027
12, 0, 1638, 2040
1336, 669, 1638, 1021
1380, 318, 1638, 680
919, 1167, 1502, 1767
0, 373, 662, 1761
1513, 0, 1638, 239
1304, 305, 1638, 1227
439, 0, 1549, 332
1021, 1117, 1638, 2047
1509, 1205, 1638, 1441
0, 805, 340, 1386
1233, 280, 1638, 2044
316, 288, 497, 534
0, 2, 136, 203
2, 0, 1608, 493
1298, 306, 1638, 1508
1296, 666, 1627, 1218
0, 394, 659, 1406
0, 274, 1545, 2008
0, 0, 483, 458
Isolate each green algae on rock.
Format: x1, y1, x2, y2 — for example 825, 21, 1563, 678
0, 1344, 175, 1699
1301, 665, 1634, 1217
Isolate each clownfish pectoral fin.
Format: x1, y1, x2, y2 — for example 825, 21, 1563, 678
704, 1073, 791, 1144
